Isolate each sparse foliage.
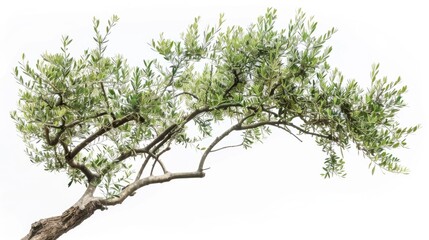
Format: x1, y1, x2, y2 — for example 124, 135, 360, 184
12, 9, 418, 239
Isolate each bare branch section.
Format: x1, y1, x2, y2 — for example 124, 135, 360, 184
286, 122, 338, 141
100, 171, 205, 206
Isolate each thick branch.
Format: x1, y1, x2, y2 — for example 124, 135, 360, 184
100, 171, 205, 206
22, 201, 104, 240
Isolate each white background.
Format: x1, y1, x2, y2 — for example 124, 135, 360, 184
1, 0, 428, 239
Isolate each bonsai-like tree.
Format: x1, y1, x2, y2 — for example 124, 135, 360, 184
12, 9, 418, 240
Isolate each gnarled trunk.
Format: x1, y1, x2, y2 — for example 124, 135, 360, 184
22, 184, 104, 240
22, 200, 104, 240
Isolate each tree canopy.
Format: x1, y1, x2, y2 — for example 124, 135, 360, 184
13, 8, 418, 239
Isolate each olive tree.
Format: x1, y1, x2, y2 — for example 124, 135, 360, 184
12, 9, 418, 240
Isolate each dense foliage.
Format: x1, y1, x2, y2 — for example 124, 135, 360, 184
12, 9, 418, 200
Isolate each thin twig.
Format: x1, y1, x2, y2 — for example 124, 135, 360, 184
205, 64, 213, 103
150, 160, 157, 176
286, 122, 337, 141
198, 114, 254, 171
266, 123, 302, 142
135, 154, 150, 181
99, 82, 116, 120
149, 144, 171, 176
211, 143, 243, 152
173, 92, 200, 100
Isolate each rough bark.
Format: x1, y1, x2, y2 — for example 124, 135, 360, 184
21, 199, 104, 240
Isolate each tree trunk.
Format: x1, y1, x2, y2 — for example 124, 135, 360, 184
22, 198, 104, 240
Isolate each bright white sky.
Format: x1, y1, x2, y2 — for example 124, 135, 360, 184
1, 0, 428, 239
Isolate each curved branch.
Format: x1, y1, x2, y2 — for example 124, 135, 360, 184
150, 158, 168, 175
135, 154, 151, 181
197, 115, 252, 171
100, 171, 205, 206
173, 91, 200, 100
68, 114, 136, 160
140, 146, 171, 178
60, 141, 100, 181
